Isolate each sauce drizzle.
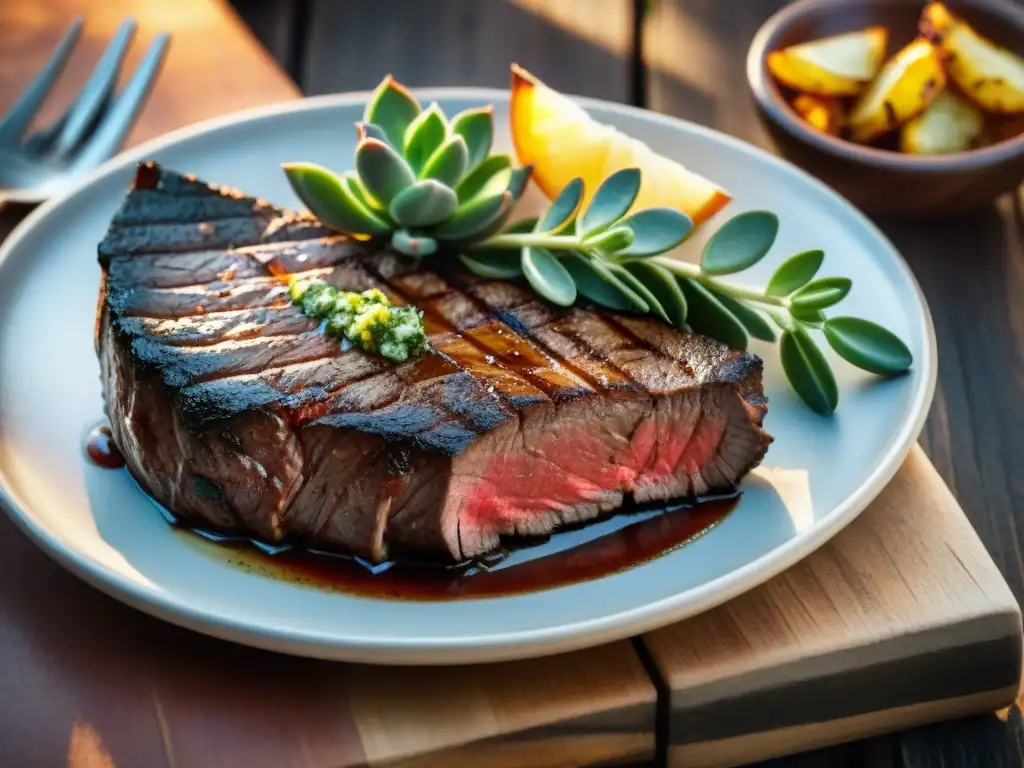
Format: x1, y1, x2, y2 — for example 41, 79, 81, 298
87, 421, 737, 599
180, 495, 737, 601
85, 425, 125, 469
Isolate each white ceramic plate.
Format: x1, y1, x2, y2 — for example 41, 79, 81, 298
0, 88, 936, 665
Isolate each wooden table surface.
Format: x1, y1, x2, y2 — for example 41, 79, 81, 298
1, 0, 1022, 765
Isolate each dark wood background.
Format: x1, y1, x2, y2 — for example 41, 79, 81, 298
225, 0, 1024, 765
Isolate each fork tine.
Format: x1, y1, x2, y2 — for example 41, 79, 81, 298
53, 19, 138, 159
71, 32, 170, 173
0, 18, 84, 147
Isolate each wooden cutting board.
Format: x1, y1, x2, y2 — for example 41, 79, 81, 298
7, 445, 1014, 768
259, 445, 1019, 768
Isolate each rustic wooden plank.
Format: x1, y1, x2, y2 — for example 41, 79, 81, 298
226, 0, 306, 83
641, 447, 1021, 768
0, 0, 299, 148
302, 0, 632, 103
641, 2, 1024, 767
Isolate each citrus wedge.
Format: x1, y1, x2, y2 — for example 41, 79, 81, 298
767, 27, 889, 97
848, 39, 946, 143
509, 64, 731, 229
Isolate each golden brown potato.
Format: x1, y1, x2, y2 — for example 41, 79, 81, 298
791, 94, 846, 136
920, 1, 1024, 114
900, 91, 984, 153
918, 1, 955, 41
767, 27, 889, 97
848, 39, 947, 143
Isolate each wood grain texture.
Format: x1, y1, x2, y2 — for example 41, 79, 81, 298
642, 447, 1022, 767
0, 0, 299, 148
302, 0, 631, 103
643, 2, 1024, 766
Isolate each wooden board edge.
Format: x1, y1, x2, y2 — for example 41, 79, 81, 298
668, 686, 1021, 768
662, 615, 1022, 751
658, 609, 1022, 711
361, 701, 657, 768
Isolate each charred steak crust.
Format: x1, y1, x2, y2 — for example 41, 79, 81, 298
96, 162, 773, 563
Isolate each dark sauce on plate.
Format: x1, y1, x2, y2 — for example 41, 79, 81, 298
178, 495, 737, 600
84, 425, 125, 469
85, 422, 737, 599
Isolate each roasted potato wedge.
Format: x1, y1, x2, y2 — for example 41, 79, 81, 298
767, 27, 889, 97
919, 2, 1024, 114
791, 94, 846, 136
900, 91, 984, 153
848, 39, 947, 143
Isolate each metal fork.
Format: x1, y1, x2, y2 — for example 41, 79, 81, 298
0, 17, 170, 205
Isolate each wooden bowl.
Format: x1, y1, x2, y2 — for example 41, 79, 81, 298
746, 0, 1024, 216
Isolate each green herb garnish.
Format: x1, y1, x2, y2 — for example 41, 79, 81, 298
290, 281, 427, 362
281, 74, 913, 415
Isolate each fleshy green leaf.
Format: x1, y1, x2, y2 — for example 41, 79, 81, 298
609, 264, 667, 319
459, 250, 523, 279
355, 138, 416, 206
792, 307, 825, 326
283, 162, 391, 236
343, 172, 388, 214
402, 104, 448, 175
460, 218, 537, 277
561, 252, 638, 311
388, 179, 458, 228
391, 231, 438, 257
679, 278, 749, 351
790, 277, 852, 312
616, 208, 693, 259
506, 164, 532, 201
579, 168, 641, 236
466, 166, 535, 242
537, 178, 583, 234
780, 327, 839, 415
421, 134, 469, 187
357, 122, 390, 144
703, 285, 775, 342
586, 225, 635, 254
622, 261, 688, 329
824, 317, 913, 376
456, 155, 512, 202
700, 210, 779, 275
522, 247, 577, 306
430, 190, 510, 241
451, 107, 494, 172
363, 76, 422, 148
765, 249, 824, 297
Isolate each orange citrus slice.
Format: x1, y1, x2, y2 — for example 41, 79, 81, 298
509, 64, 731, 229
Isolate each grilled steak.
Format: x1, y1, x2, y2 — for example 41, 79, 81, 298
96, 162, 772, 563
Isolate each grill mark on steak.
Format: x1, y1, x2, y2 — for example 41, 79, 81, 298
130, 331, 342, 388
105, 238, 360, 290
117, 305, 316, 347
97, 162, 774, 565
362, 258, 599, 402
453, 276, 643, 390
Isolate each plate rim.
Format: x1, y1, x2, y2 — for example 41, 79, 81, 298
0, 87, 938, 665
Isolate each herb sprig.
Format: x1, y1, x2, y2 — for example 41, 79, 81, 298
281, 75, 913, 415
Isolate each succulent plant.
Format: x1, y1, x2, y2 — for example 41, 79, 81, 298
283, 76, 531, 260
280, 74, 913, 417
